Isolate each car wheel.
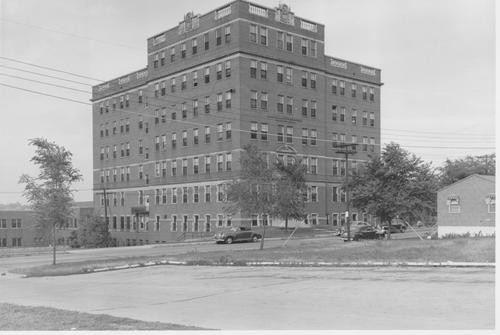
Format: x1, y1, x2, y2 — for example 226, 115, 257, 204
225, 237, 233, 244
252, 235, 259, 242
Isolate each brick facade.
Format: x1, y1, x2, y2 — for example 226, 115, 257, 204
92, 1, 382, 246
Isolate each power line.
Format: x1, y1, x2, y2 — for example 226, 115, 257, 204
0, 18, 142, 52
0, 73, 91, 94
0, 83, 91, 105
0, 56, 104, 82
0, 64, 93, 86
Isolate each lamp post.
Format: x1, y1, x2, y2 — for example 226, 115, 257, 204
335, 143, 357, 241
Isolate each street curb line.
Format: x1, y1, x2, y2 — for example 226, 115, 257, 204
72, 260, 494, 276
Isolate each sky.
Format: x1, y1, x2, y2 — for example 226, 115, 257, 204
0, 0, 496, 204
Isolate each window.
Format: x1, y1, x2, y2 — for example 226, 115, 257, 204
205, 215, 211, 232
251, 214, 258, 226
447, 196, 461, 213
192, 38, 198, 54
302, 128, 308, 144
193, 157, 199, 174
250, 60, 257, 78
171, 215, 177, 231
261, 123, 268, 141
162, 161, 167, 177
277, 31, 284, 49
286, 96, 293, 114
205, 185, 211, 202
286, 126, 293, 143
486, 194, 495, 213
217, 93, 223, 111
204, 32, 209, 50
216, 63, 222, 80
310, 129, 317, 145
362, 137, 368, 151
217, 184, 225, 202
199, 97, 208, 115
310, 40, 317, 57
285, 67, 293, 85
217, 214, 224, 227
277, 125, 284, 142
310, 157, 318, 175
260, 26, 267, 45
161, 81, 166, 96
340, 80, 345, 95
340, 107, 346, 122
225, 90, 231, 109
311, 186, 318, 202
250, 90, 258, 109
182, 130, 188, 146
181, 43, 186, 58
193, 71, 198, 87
170, 47, 175, 62
217, 123, 224, 141
193, 186, 199, 203
171, 160, 177, 176
138, 165, 143, 180
182, 187, 188, 203
193, 128, 199, 145
225, 60, 231, 77
351, 83, 357, 98
171, 188, 177, 204
369, 87, 375, 101
351, 109, 357, 125
171, 132, 177, 148
362, 111, 368, 126
332, 186, 338, 202
277, 95, 284, 113
277, 65, 283, 83
204, 67, 210, 83
286, 33, 293, 51
155, 162, 160, 177
170, 78, 176, 93
226, 153, 232, 170
182, 216, 188, 232
362, 86, 367, 100
205, 126, 211, 143
226, 122, 232, 139
369, 137, 375, 152
216, 28, 222, 45
182, 158, 188, 176
311, 213, 318, 225
261, 92, 268, 110
250, 24, 257, 43
370, 112, 375, 127
181, 74, 187, 90
205, 156, 211, 174
301, 71, 308, 88
250, 122, 258, 139
352, 135, 358, 145
301, 39, 308, 56
225, 26, 231, 43
332, 79, 337, 94
310, 73, 317, 89
302, 99, 308, 117
310, 101, 317, 118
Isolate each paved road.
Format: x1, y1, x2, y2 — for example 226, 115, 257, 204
0, 265, 493, 330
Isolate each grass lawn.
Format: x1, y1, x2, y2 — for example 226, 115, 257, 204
12, 237, 494, 277
0, 303, 207, 330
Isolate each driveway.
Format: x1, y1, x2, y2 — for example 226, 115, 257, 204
0, 265, 494, 330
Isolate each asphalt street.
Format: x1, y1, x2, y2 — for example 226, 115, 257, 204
0, 265, 494, 330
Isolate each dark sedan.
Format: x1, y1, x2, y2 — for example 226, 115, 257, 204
214, 227, 262, 244
342, 225, 383, 240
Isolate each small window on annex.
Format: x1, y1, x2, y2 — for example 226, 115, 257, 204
447, 195, 461, 213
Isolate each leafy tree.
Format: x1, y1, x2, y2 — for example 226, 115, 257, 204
69, 214, 113, 248
226, 144, 274, 249
348, 143, 438, 238
19, 138, 82, 264
438, 154, 495, 187
272, 158, 307, 231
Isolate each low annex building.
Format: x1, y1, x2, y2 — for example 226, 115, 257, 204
437, 174, 495, 238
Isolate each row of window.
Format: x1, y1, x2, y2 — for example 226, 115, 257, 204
100, 152, 232, 185
99, 123, 232, 162
152, 25, 232, 69
249, 121, 377, 151
0, 218, 21, 229
0, 238, 22, 247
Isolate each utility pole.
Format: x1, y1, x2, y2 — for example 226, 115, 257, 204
335, 143, 357, 241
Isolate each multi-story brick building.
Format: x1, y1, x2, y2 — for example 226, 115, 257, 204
91, 1, 381, 246
0, 202, 94, 248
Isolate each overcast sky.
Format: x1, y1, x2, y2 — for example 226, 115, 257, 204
0, 0, 496, 204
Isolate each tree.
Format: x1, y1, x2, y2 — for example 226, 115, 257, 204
348, 143, 438, 238
226, 144, 275, 249
19, 138, 82, 264
69, 214, 113, 248
272, 158, 307, 231
438, 154, 495, 187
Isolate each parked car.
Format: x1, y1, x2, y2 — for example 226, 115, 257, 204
215, 227, 262, 244
382, 223, 406, 233
342, 225, 383, 240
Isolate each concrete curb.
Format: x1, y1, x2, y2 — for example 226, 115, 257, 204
73, 259, 494, 276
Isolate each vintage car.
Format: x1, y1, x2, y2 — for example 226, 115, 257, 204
214, 227, 262, 244
342, 225, 384, 240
